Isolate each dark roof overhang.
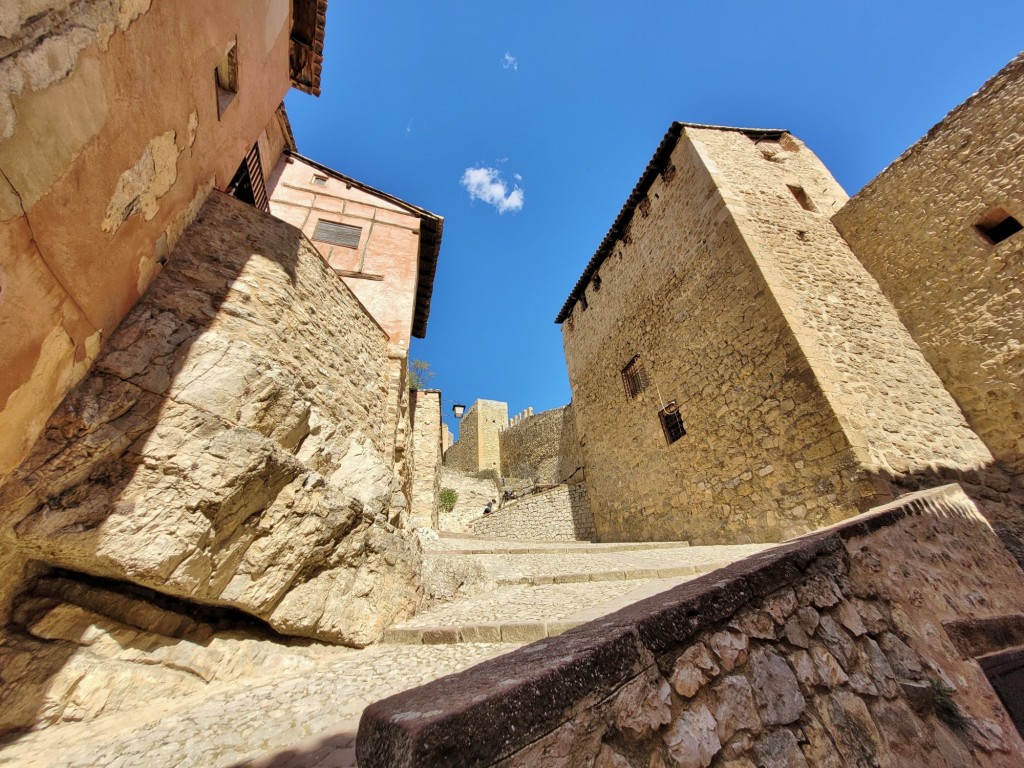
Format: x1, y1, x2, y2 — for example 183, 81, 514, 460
555, 122, 786, 323
290, 0, 327, 96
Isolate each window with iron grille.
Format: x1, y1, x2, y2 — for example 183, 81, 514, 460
621, 356, 649, 399
659, 401, 686, 445
313, 220, 362, 248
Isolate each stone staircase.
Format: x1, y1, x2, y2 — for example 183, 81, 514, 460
0, 535, 773, 768
383, 536, 771, 645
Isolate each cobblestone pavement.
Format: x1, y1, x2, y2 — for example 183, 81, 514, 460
471, 543, 770, 583
0, 643, 517, 768
0, 535, 773, 767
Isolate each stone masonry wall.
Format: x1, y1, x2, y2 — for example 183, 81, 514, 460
833, 53, 1024, 479
561, 126, 990, 545
695, 127, 989, 480
0, 194, 423, 645
500, 405, 579, 484
469, 485, 596, 541
443, 399, 508, 473
442, 403, 479, 473
358, 484, 1024, 767
437, 468, 500, 533
0, 0, 295, 485
562, 133, 871, 544
410, 390, 442, 529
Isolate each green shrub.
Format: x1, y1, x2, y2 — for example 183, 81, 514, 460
439, 487, 458, 512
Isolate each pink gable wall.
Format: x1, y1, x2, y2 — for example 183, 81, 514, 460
267, 155, 422, 346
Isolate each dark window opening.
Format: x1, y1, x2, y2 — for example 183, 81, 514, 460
592, 274, 602, 291
979, 647, 1024, 737
787, 185, 816, 212
227, 143, 268, 212
622, 356, 649, 400
659, 401, 686, 445
312, 175, 328, 187
313, 220, 362, 248
661, 164, 677, 183
579, 293, 588, 311
976, 209, 1022, 245
215, 42, 238, 118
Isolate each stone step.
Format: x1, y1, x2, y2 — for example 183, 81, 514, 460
382, 573, 701, 646
493, 560, 735, 586
431, 538, 691, 555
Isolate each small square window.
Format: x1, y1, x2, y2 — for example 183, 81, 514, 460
659, 402, 686, 445
215, 41, 238, 119
787, 185, 816, 212
976, 208, 1022, 245
312, 175, 328, 187
622, 356, 649, 400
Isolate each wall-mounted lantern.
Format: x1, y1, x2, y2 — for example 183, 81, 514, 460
452, 404, 466, 419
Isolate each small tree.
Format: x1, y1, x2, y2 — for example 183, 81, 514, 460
439, 487, 458, 513
408, 359, 435, 390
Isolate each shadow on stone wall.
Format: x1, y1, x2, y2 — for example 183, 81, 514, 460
0, 192, 420, 735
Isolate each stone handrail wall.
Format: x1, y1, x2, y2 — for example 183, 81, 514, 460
436, 468, 500, 533
358, 484, 1024, 767
469, 484, 596, 541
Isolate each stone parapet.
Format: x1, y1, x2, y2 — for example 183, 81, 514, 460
357, 484, 1024, 767
469, 484, 596, 542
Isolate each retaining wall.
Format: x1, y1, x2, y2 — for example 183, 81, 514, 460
359, 484, 1024, 767
469, 485, 596, 542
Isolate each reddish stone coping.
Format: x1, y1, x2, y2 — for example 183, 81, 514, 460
356, 485, 972, 768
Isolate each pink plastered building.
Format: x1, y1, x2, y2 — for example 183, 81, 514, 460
267, 152, 442, 346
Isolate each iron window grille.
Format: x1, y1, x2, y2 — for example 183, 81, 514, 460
659, 401, 686, 445
313, 220, 362, 248
621, 356, 649, 400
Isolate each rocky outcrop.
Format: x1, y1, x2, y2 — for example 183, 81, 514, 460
0, 193, 422, 646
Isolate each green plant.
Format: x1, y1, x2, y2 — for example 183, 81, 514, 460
930, 678, 967, 732
408, 359, 435, 390
439, 487, 458, 512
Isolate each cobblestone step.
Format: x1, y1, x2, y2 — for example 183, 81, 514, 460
382, 573, 702, 645
433, 540, 692, 555
493, 560, 734, 586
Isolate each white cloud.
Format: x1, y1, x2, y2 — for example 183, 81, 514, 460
502, 52, 518, 71
460, 167, 524, 214
405, 119, 413, 135
513, 172, 523, 182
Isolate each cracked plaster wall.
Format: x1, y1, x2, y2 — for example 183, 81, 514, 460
0, 0, 297, 485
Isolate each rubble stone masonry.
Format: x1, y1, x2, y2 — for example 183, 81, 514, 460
833, 52, 1024, 479
410, 390, 442, 529
358, 485, 1024, 767
469, 484, 596, 542
443, 399, 508, 473
561, 124, 990, 545
499, 404, 583, 485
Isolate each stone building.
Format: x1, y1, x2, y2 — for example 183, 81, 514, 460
833, 52, 1024, 483
409, 389, 443, 529
557, 121, 995, 545
0, 0, 452, 689
0, 0, 327, 487
443, 399, 509, 473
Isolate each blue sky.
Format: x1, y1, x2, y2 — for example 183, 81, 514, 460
285, 1, 1024, 439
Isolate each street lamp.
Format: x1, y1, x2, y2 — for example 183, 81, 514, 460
452, 404, 466, 419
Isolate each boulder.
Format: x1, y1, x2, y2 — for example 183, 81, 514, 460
0, 194, 422, 645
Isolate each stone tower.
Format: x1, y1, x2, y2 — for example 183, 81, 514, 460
443, 399, 509, 473
557, 123, 991, 544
